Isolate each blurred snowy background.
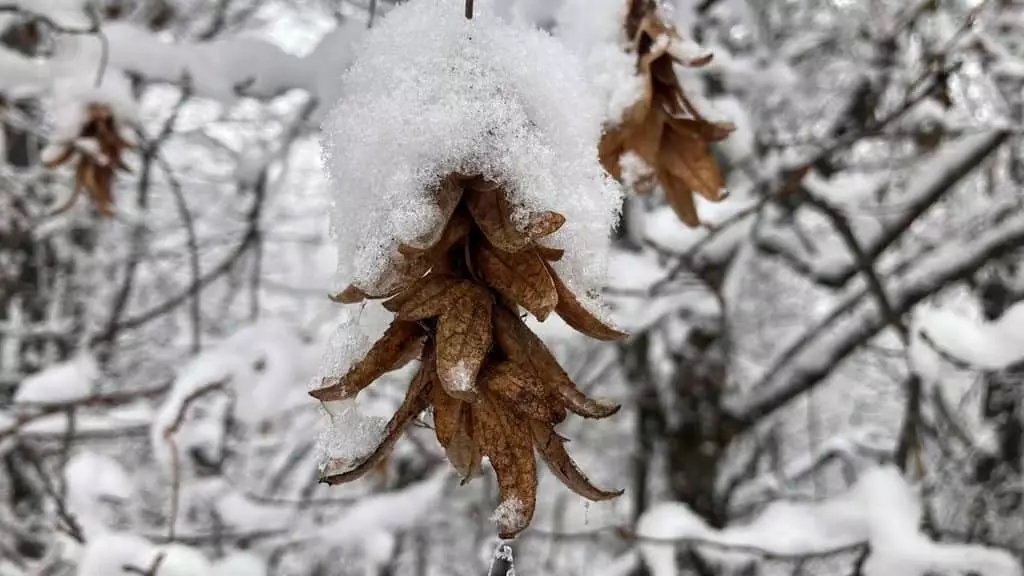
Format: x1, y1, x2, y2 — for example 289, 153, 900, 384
1, 0, 1024, 574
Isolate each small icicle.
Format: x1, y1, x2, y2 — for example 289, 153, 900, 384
584, 500, 591, 526
488, 542, 516, 576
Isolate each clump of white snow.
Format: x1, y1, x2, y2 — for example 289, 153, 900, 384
636, 466, 1021, 576
65, 452, 133, 537
76, 533, 161, 576
13, 353, 100, 405
211, 552, 267, 576
321, 0, 621, 301
913, 300, 1024, 371
44, 34, 139, 153
156, 544, 214, 576
152, 319, 313, 471
556, 0, 645, 125
491, 497, 527, 536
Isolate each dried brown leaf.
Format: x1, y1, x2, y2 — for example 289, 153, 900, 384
436, 284, 493, 400
480, 362, 565, 424
547, 265, 628, 342
446, 408, 482, 482
319, 352, 434, 485
492, 306, 621, 419
383, 274, 468, 320
465, 188, 531, 253
473, 395, 537, 539
432, 381, 463, 446
329, 285, 367, 304
524, 211, 566, 240
309, 321, 424, 402
530, 420, 623, 501
476, 243, 557, 321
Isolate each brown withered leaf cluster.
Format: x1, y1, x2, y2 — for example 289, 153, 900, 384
311, 174, 626, 538
44, 104, 133, 217
599, 0, 735, 228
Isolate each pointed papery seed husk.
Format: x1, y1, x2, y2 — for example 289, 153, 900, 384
465, 188, 532, 253
659, 167, 700, 227
476, 243, 557, 321
446, 408, 482, 482
473, 395, 537, 539
320, 353, 434, 485
432, 382, 463, 446
524, 211, 566, 240
661, 123, 725, 203
329, 285, 368, 304
480, 362, 566, 424
546, 265, 628, 342
530, 420, 623, 501
436, 285, 493, 401
309, 321, 424, 402
492, 306, 621, 419
384, 275, 469, 320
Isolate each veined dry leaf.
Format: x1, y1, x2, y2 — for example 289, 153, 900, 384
319, 352, 434, 485
624, 95, 667, 167
310, 321, 424, 402
480, 362, 565, 424
492, 306, 621, 419
530, 420, 623, 501
476, 243, 557, 321
473, 395, 537, 539
658, 166, 700, 227
446, 408, 482, 482
465, 188, 531, 253
547, 265, 628, 342
432, 383, 464, 446
524, 211, 566, 240
329, 285, 367, 304
436, 284, 493, 400
668, 116, 735, 143
384, 275, 468, 320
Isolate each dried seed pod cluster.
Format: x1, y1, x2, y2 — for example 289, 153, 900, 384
598, 0, 735, 227
43, 103, 134, 217
311, 174, 625, 538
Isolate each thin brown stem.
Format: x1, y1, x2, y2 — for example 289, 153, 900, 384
466, 0, 474, 19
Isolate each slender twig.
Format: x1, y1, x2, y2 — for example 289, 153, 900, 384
21, 447, 85, 544
156, 155, 201, 353
466, 0, 474, 19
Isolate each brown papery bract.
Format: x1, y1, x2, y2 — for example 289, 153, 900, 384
311, 173, 626, 538
44, 104, 135, 217
598, 0, 735, 228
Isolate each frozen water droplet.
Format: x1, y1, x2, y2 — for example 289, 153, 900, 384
584, 500, 591, 526
488, 542, 516, 576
